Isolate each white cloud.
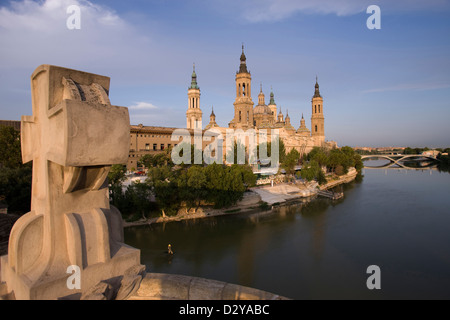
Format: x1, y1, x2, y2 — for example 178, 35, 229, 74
223, 0, 450, 22
128, 102, 159, 110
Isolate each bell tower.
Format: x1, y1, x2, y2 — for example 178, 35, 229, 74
230, 44, 254, 130
186, 64, 203, 129
311, 76, 325, 145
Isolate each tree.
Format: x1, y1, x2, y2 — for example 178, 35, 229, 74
300, 160, 320, 182
147, 166, 180, 217
140, 148, 174, 168
0, 126, 32, 214
300, 160, 326, 185
108, 164, 126, 186
0, 126, 22, 169
186, 165, 208, 212
125, 181, 154, 220
282, 148, 300, 176
0, 166, 32, 213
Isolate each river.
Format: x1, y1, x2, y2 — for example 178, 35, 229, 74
124, 163, 450, 299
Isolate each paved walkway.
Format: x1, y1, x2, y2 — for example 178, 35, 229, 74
251, 183, 316, 205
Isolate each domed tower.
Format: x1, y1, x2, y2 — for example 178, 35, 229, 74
253, 84, 274, 128
257, 83, 265, 106
275, 107, 285, 128
205, 106, 219, 130
284, 109, 295, 133
267, 88, 277, 122
230, 44, 254, 130
311, 76, 325, 145
297, 113, 311, 137
186, 64, 203, 129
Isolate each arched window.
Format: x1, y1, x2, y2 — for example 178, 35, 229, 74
315, 105, 317, 113
318, 105, 320, 113
315, 125, 318, 132
239, 111, 242, 122
242, 83, 246, 97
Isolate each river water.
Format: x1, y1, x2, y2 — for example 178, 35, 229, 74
124, 164, 450, 299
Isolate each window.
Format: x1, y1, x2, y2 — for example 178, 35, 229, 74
247, 111, 249, 121
161, 144, 165, 150
315, 105, 317, 113
153, 144, 157, 151
242, 83, 246, 96
145, 143, 150, 150
315, 125, 318, 132
239, 111, 241, 122
168, 144, 171, 149
318, 105, 321, 113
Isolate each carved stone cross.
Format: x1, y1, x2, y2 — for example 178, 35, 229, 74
1, 65, 143, 300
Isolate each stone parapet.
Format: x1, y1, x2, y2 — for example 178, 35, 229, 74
128, 273, 289, 300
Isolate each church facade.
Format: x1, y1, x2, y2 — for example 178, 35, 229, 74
127, 46, 336, 170
198, 45, 336, 159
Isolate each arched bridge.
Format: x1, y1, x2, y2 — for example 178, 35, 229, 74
361, 154, 440, 169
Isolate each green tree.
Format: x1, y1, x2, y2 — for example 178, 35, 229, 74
0, 126, 22, 169
108, 164, 126, 186
186, 165, 208, 212
300, 160, 320, 182
300, 160, 326, 185
0, 126, 32, 214
125, 181, 154, 220
0, 166, 32, 213
140, 148, 174, 168
147, 166, 180, 217
282, 148, 300, 176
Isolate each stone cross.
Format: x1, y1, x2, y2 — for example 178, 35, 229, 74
1, 65, 143, 300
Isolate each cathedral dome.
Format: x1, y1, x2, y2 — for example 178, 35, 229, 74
253, 104, 272, 115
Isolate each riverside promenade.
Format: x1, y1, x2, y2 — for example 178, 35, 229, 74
251, 168, 358, 205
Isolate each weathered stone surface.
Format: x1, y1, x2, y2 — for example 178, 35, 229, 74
132, 273, 191, 300
115, 265, 146, 300
81, 281, 114, 300
0, 65, 143, 300
189, 277, 226, 300
128, 273, 290, 300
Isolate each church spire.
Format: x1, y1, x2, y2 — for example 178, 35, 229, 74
313, 75, 321, 98
190, 63, 199, 89
269, 86, 276, 105
238, 43, 249, 74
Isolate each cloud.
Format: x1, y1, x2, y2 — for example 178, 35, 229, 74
220, 0, 450, 23
128, 102, 159, 110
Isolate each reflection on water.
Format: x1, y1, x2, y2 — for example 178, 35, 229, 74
124, 168, 450, 299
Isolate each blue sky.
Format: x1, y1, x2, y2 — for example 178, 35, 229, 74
0, 0, 449, 147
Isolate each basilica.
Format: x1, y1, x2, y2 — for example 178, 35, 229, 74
127, 46, 336, 170
186, 45, 336, 158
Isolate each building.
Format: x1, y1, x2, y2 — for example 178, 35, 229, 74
0, 120, 21, 131
203, 45, 335, 156
128, 46, 336, 170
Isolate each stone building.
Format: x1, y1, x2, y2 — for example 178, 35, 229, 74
203, 45, 336, 156
127, 46, 336, 170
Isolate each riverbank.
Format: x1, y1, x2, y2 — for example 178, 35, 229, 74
123, 168, 359, 228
